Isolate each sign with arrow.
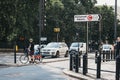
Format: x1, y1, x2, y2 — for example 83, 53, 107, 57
74, 14, 101, 22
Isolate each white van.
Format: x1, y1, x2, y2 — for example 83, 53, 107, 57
69, 42, 86, 53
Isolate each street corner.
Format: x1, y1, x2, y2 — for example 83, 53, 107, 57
63, 69, 96, 80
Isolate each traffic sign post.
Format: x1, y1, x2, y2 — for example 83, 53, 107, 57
54, 28, 60, 33
40, 37, 47, 41
54, 28, 60, 42
74, 14, 102, 75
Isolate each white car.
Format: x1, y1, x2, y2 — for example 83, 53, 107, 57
69, 42, 86, 53
41, 42, 69, 58
101, 44, 113, 52
34, 44, 46, 53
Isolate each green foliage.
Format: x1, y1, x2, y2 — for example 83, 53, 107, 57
0, 0, 117, 46
92, 5, 114, 43
0, 0, 39, 42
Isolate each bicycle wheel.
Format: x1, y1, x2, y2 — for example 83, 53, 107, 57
19, 54, 29, 64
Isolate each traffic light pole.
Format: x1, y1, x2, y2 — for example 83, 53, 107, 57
39, 0, 45, 50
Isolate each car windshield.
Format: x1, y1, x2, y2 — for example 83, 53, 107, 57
45, 43, 59, 48
103, 45, 110, 49
71, 43, 82, 47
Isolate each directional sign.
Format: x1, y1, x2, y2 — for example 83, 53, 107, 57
74, 14, 101, 22
40, 37, 47, 41
54, 28, 60, 32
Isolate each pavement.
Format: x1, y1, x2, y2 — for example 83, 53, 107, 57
0, 52, 69, 67
0, 52, 117, 80
63, 53, 116, 80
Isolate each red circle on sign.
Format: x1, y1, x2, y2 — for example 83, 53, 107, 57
87, 15, 92, 21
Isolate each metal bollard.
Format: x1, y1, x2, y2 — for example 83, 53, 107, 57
14, 44, 17, 64
96, 55, 101, 79
78, 51, 82, 67
75, 53, 79, 73
106, 51, 110, 61
95, 51, 98, 58
95, 51, 98, 63
70, 53, 73, 71
116, 55, 120, 80
83, 54, 87, 75
103, 51, 105, 62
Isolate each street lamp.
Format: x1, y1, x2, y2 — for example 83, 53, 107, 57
114, 0, 117, 40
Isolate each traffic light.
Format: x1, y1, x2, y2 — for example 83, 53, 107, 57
44, 15, 46, 26
43, 0, 46, 7
39, 0, 47, 31
42, 0, 46, 27
43, 0, 46, 26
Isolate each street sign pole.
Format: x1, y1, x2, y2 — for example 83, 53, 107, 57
86, 21, 88, 73
74, 14, 102, 74
54, 28, 60, 42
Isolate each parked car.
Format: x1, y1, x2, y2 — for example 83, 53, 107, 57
69, 42, 86, 54
34, 44, 46, 53
41, 42, 69, 58
101, 44, 113, 52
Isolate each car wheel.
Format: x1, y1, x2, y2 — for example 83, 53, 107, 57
55, 51, 60, 58
64, 51, 68, 57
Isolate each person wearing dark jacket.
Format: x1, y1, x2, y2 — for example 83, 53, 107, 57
115, 37, 120, 57
28, 38, 34, 63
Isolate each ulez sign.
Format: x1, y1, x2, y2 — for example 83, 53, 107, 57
74, 14, 101, 22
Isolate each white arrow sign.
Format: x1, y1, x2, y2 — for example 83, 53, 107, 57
40, 37, 47, 41
74, 14, 101, 22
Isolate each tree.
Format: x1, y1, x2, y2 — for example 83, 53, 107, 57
92, 5, 114, 43
0, 0, 116, 48
0, 0, 39, 42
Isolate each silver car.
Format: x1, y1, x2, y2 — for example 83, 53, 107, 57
41, 42, 69, 58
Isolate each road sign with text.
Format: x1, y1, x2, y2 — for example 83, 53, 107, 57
74, 14, 101, 22
40, 37, 47, 41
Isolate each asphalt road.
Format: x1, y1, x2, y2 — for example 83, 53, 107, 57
0, 64, 67, 80
0, 61, 79, 80
0, 52, 79, 80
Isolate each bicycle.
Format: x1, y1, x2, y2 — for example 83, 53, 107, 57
19, 48, 42, 64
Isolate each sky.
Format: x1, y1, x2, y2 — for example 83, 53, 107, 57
96, 0, 120, 20
96, 0, 120, 7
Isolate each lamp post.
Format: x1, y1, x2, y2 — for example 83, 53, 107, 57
114, 0, 117, 40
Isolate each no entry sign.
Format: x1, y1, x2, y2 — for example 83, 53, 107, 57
74, 14, 101, 22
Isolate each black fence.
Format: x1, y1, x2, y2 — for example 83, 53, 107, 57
69, 50, 120, 80
0, 41, 24, 52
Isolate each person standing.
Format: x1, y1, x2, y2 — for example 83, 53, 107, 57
115, 37, 120, 57
28, 38, 34, 63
